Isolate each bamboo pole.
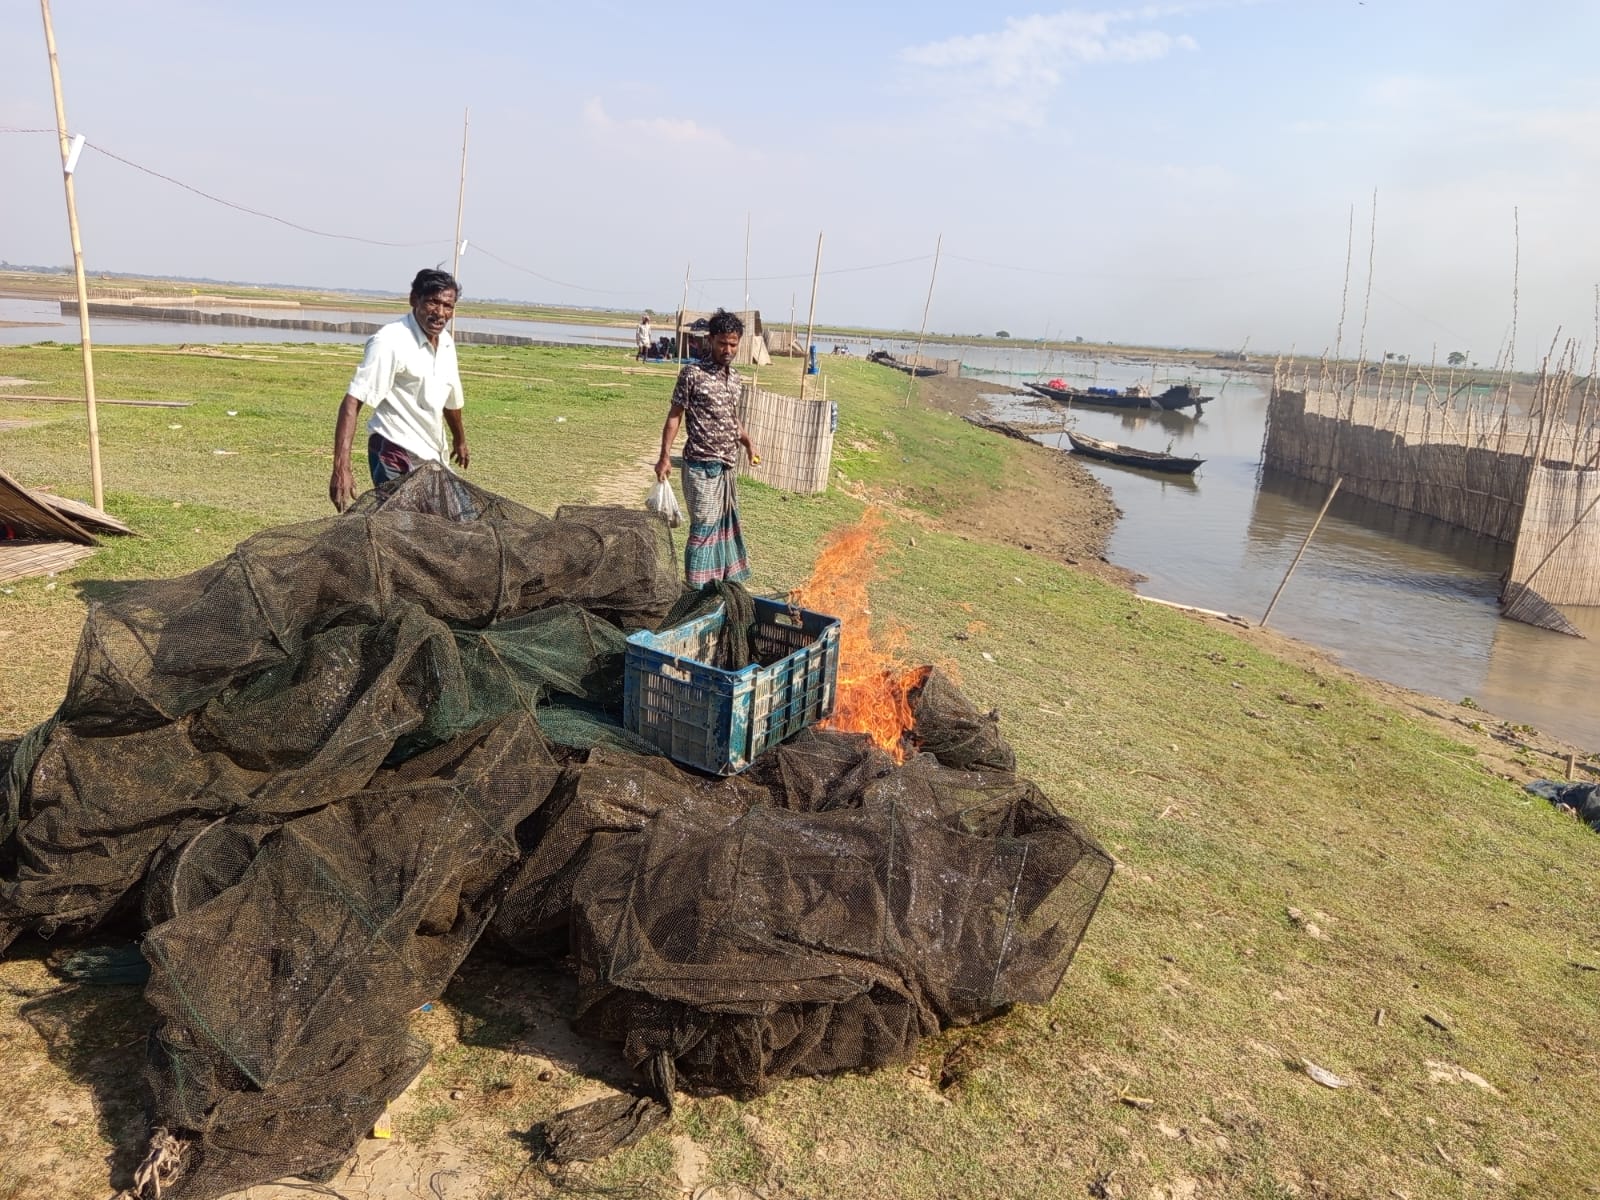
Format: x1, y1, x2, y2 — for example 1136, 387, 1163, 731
677, 262, 690, 360
904, 233, 942, 406
40, 0, 103, 511
450, 107, 469, 337
1333, 203, 1354, 366
743, 211, 750, 315
1576, 284, 1599, 452
1508, 207, 1520, 378
1261, 477, 1343, 627
799, 231, 823, 400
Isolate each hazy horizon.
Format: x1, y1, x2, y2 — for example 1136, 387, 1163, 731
5, 1, 1600, 362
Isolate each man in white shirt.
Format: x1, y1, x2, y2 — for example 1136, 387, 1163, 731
328, 268, 470, 510
636, 312, 652, 361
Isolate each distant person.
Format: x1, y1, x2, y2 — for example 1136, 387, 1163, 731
636, 312, 652, 361
654, 308, 759, 584
328, 268, 469, 511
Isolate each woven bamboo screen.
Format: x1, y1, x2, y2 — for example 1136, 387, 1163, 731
1263, 388, 1528, 542
0, 541, 97, 585
0, 468, 96, 543
737, 383, 834, 494
1506, 464, 1600, 606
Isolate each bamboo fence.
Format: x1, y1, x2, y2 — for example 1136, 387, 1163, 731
737, 382, 834, 494
1265, 354, 1600, 608
1506, 463, 1600, 606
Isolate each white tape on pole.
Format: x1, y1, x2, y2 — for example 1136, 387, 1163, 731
63, 131, 84, 175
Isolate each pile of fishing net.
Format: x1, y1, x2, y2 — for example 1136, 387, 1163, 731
0, 465, 1112, 1199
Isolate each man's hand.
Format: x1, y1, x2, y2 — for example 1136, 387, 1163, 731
330, 393, 363, 512
452, 440, 471, 469
329, 462, 357, 512
655, 454, 673, 482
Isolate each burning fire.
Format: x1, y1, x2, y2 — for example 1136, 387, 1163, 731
791, 511, 926, 762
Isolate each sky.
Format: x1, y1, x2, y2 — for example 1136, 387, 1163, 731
3, 0, 1599, 359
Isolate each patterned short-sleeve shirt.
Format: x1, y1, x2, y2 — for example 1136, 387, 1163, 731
673, 360, 743, 466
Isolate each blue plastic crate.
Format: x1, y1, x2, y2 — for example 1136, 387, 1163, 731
623, 597, 840, 775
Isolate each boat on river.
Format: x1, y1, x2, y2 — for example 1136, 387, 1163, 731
1026, 379, 1210, 412
866, 349, 941, 377
1065, 431, 1205, 475
1151, 382, 1210, 411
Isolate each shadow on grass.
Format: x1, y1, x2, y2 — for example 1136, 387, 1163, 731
11, 937, 153, 1191
70, 577, 136, 605
444, 948, 638, 1094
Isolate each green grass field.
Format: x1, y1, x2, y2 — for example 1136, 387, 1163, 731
1, 341, 1597, 1200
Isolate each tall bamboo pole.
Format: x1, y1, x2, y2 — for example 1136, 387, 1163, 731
799, 231, 823, 400
450, 107, 469, 337
40, 0, 103, 510
904, 233, 943, 405
1261, 477, 1343, 627
1333, 203, 1354, 370
677, 262, 690, 360
743, 212, 751, 316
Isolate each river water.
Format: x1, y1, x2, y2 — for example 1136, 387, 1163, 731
3, 301, 1594, 750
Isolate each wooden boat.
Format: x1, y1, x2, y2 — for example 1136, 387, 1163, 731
1026, 381, 1153, 409
1026, 380, 1210, 412
1152, 382, 1212, 411
1065, 431, 1205, 475
866, 349, 940, 377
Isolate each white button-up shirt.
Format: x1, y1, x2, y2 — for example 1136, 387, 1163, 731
346, 312, 464, 462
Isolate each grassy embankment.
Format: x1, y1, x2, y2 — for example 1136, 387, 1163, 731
0, 342, 1597, 1199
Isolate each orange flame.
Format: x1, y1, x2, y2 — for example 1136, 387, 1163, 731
791, 511, 924, 762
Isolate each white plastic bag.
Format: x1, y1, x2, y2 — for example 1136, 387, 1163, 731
646, 479, 682, 528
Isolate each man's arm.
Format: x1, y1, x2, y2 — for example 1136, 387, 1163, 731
330, 393, 363, 511
445, 408, 469, 468
655, 405, 684, 481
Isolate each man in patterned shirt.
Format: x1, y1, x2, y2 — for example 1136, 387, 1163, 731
654, 309, 759, 584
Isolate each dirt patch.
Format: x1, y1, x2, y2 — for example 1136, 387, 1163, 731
588, 453, 659, 507
0, 378, 41, 387
917, 373, 1132, 585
